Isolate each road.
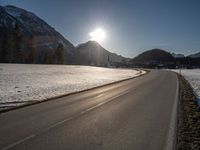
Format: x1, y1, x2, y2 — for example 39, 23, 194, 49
0, 70, 178, 150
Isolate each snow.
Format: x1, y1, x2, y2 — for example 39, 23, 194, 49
0, 64, 145, 110
171, 53, 185, 58
171, 69, 200, 106
5, 7, 22, 18
189, 52, 200, 58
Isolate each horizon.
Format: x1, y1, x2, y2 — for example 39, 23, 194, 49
1, 0, 200, 57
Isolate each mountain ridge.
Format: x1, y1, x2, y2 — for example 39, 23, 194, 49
0, 5, 75, 64
0, 5, 129, 66
188, 52, 200, 58
1, 5, 200, 68
75, 40, 129, 67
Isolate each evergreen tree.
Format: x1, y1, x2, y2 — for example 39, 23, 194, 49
55, 43, 64, 64
5, 29, 14, 63
12, 23, 22, 63
0, 28, 10, 62
28, 34, 36, 63
44, 49, 54, 64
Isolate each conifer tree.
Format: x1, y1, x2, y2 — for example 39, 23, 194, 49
28, 34, 36, 63
55, 43, 64, 64
13, 23, 22, 63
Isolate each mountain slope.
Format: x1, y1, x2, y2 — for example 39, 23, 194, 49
0, 5, 75, 64
75, 41, 129, 67
171, 52, 185, 58
188, 52, 200, 58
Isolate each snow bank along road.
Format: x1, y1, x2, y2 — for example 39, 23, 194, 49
0, 64, 145, 111
171, 69, 200, 105
0, 70, 179, 150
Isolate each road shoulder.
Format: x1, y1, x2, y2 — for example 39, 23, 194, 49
177, 74, 200, 149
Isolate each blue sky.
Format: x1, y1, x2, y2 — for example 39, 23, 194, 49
1, 0, 200, 57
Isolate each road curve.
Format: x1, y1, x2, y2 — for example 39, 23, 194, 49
0, 70, 178, 150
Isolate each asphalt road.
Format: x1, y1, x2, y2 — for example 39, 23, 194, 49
0, 70, 178, 150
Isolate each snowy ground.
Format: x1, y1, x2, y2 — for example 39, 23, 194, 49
171, 69, 200, 105
0, 64, 145, 110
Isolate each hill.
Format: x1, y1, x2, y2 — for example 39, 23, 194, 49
130, 49, 175, 68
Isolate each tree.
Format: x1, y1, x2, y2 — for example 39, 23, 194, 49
43, 49, 54, 64
12, 23, 22, 63
27, 34, 36, 63
0, 28, 11, 62
55, 43, 65, 64
4, 29, 14, 63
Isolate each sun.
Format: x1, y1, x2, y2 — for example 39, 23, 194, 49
89, 28, 106, 43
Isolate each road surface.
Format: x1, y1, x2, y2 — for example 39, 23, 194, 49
0, 70, 178, 150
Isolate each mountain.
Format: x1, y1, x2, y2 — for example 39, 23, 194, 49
0, 5, 75, 64
170, 51, 200, 69
0, 5, 129, 67
75, 41, 129, 67
171, 52, 185, 58
188, 52, 200, 58
130, 49, 175, 68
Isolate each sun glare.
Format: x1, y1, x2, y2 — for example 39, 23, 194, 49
89, 28, 106, 43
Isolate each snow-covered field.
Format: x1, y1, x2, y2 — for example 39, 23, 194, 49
171, 69, 200, 105
0, 64, 145, 110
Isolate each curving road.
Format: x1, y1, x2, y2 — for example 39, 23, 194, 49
0, 70, 178, 150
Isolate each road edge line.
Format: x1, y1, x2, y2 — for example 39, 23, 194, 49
0, 69, 149, 114
164, 73, 179, 150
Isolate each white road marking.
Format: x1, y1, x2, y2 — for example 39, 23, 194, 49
164, 75, 179, 150
96, 94, 103, 98
2, 135, 36, 150
1, 90, 129, 150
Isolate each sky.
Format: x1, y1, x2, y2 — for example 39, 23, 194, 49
1, 0, 200, 57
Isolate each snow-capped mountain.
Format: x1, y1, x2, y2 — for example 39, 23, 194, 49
171, 52, 185, 58
0, 5, 75, 63
75, 41, 129, 67
188, 52, 200, 58
1, 5, 55, 35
